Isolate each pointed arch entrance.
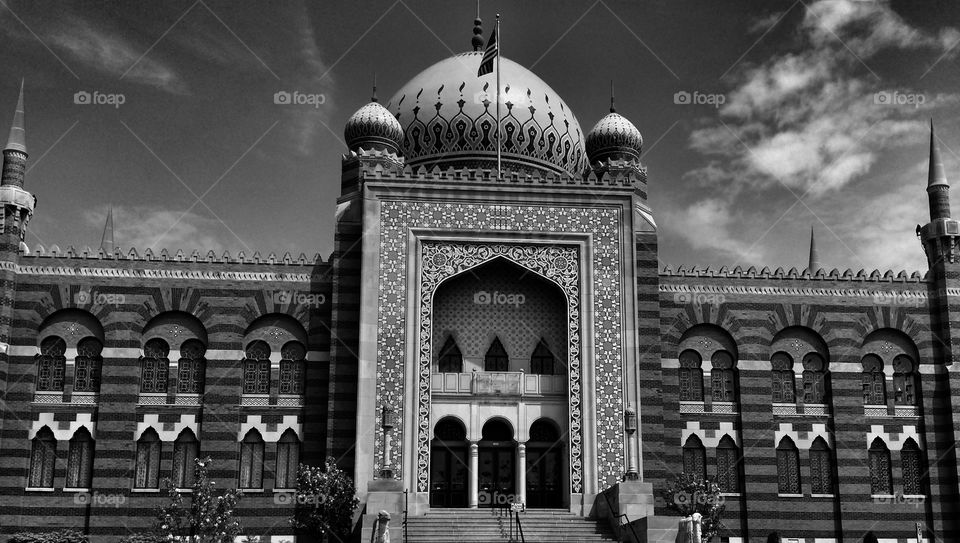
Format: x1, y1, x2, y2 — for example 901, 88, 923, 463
526, 418, 565, 508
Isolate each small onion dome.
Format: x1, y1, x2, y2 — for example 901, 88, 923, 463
344, 101, 404, 154
585, 111, 643, 164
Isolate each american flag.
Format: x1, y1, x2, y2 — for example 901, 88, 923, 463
477, 24, 497, 76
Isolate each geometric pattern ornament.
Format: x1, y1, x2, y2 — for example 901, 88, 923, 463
387, 52, 587, 176
417, 242, 581, 494
373, 199, 626, 494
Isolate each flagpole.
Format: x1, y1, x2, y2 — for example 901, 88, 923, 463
495, 13, 501, 178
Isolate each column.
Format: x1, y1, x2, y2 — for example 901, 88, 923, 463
517, 442, 527, 506
469, 441, 479, 508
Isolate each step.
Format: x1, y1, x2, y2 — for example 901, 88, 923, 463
404, 509, 618, 542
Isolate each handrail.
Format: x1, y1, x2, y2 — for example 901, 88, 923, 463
602, 490, 640, 543
403, 488, 409, 543
513, 508, 526, 543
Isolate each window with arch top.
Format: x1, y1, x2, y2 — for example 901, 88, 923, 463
177, 339, 206, 394
861, 355, 886, 405
135, 428, 162, 489
172, 429, 199, 488
243, 341, 271, 394
140, 339, 170, 393
678, 349, 704, 401
279, 341, 306, 395
776, 437, 800, 494
715, 435, 739, 493
275, 429, 300, 489
530, 339, 560, 375
238, 430, 265, 489
892, 355, 918, 406
438, 336, 463, 373
770, 351, 795, 403
901, 438, 923, 496
74, 338, 103, 393
28, 427, 56, 488
869, 438, 892, 495
801, 353, 828, 404
711, 350, 736, 402
37, 336, 67, 392
682, 435, 706, 482
809, 437, 834, 494
484, 337, 509, 372
66, 427, 94, 489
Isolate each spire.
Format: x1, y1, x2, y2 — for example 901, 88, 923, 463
610, 80, 616, 113
100, 206, 115, 255
5, 80, 26, 155
928, 120, 948, 189
472, 15, 485, 51
371, 73, 378, 103
807, 226, 821, 274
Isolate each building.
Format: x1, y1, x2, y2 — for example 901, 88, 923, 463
0, 16, 959, 543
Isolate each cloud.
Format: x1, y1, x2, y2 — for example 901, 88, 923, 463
82, 206, 229, 254
283, 7, 335, 155
661, 197, 764, 265
48, 16, 187, 94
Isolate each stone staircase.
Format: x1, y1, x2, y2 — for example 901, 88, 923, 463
404, 508, 619, 542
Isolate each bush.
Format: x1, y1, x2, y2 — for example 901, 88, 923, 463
658, 472, 725, 542
9, 530, 88, 543
290, 457, 360, 542
117, 534, 167, 543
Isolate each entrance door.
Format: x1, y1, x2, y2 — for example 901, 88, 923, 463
430, 418, 468, 508
525, 418, 565, 508
526, 446, 563, 508
478, 446, 515, 507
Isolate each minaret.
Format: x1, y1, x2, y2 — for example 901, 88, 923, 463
928, 120, 950, 221
100, 205, 115, 255
0, 81, 36, 354
807, 226, 821, 274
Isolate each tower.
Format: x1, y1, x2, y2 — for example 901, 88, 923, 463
919, 121, 959, 269
100, 206, 115, 255
807, 226, 821, 274
0, 81, 35, 348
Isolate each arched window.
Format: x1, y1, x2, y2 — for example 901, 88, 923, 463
239, 430, 265, 489
74, 338, 103, 393
715, 436, 739, 493
776, 437, 800, 494
135, 429, 162, 489
770, 352, 795, 403
868, 438, 892, 495
530, 339, 559, 375
172, 429, 199, 488
434, 418, 467, 441
276, 429, 300, 489
682, 435, 706, 482
438, 337, 463, 373
36, 336, 67, 392
809, 437, 833, 494
861, 355, 886, 405
140, 339, 170, 393
177, 339, 206, 394
892, 355, 918, 406
678, 350, 704, 401
243, 341, 271, 394
901, 438, 923, 496
801, 353, 828, 404
66, 427, 94, 488
484, 337, 509, 371
28, 427, 56, 488
529, 419, 560, 443
279, 341, 306, 395
710, 350, 736, 402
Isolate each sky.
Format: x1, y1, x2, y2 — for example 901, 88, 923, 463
1, 0, 959, 274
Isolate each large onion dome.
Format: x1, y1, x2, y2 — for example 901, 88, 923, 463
344, 98, 404, 155
585, 107, 643, 164
386, 51, 587, 176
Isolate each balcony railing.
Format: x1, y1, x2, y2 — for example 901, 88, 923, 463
431, 372, 566, 396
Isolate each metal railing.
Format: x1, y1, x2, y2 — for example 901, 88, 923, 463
495, 505, 526, 543
602, 490, 640, 543
403, 488, 409, 543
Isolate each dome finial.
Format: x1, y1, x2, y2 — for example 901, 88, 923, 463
372, 72, 378, 103
610, 79, 616, 113
472, 4, 484, 51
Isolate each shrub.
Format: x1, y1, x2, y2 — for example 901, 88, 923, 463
289, 457, 360, 542
9, 530, 88, 543
658, 472, 725, 542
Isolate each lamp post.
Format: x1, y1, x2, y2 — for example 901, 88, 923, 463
624, 406, 639, 481
380, 404, 397, 478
